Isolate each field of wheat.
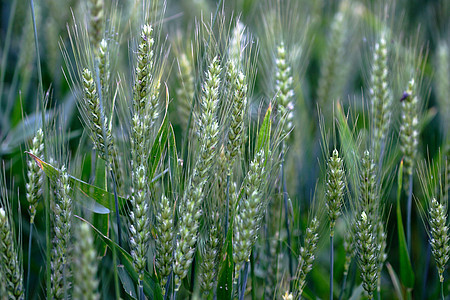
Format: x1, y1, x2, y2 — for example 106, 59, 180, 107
0, 0, 449, 299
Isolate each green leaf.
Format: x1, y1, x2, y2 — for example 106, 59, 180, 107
92, 158, 110, 256
75, 216, 163, 300
217, 219, 234, 300
149, 89, 169, 180
396, 161, 415, 289
118, 266, 138, 299
336, 102, 360, 192
386, 262, 404, 300
256, 104, 272, 155
27, 152, 127, 214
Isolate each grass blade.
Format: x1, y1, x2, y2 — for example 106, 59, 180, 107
27, 152, 127, 213
396, 161, 415, 289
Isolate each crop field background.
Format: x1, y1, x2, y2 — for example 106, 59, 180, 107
0, 0, 448, 299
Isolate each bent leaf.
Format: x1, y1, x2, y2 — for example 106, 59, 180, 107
27, 152, 127, 214
396, 161, 415, 289
256, 103, 272, 155
75, 216, 163, 300
149, 86, 169, 179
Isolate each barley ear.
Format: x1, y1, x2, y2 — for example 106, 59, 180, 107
429, 198, 450, 283
0, 207, 24, 299
73, 223, 99, 300
326, 149, 345, 237
26, 128, 44, 224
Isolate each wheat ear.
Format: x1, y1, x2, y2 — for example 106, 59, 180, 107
293, 216, 319, 298
173, 56, 221, 290
51, 166, 73, 299
73, 223, 99, 300
26, 128, 44, 224
155, 195, 174, 295
0, 207, 23, 299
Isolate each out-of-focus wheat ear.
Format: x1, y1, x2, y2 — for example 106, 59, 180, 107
225, 70, 247, 172
73, 223, 99, 300
317, 9, 346, 116
370, 31, 392, 159
400, 78, 419, 183
200, 212, 221, 296
356, 211, 379, 300
343, 225, 355, 276
274, 42, 295, 137
444, 157, 450, 205
173, 56, 221, 290
233, 149, 266, 277
88, 0, 104, 51
176, 52, 195, 130
229, 21, 245, 67
98, 39, 110, 99
376, 220, 387, 293
428, 198, 450, 283
0, 207, 23, 299
326, 149, 345, 237
26, 128, 44, 224
293, 216, 319, 299
155, 195, 174, 295
51, 166, 73, 299
264, 232, 280, 299
435, 41, 449, 134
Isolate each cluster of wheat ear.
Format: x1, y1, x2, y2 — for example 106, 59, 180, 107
1, 0, 449, 299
